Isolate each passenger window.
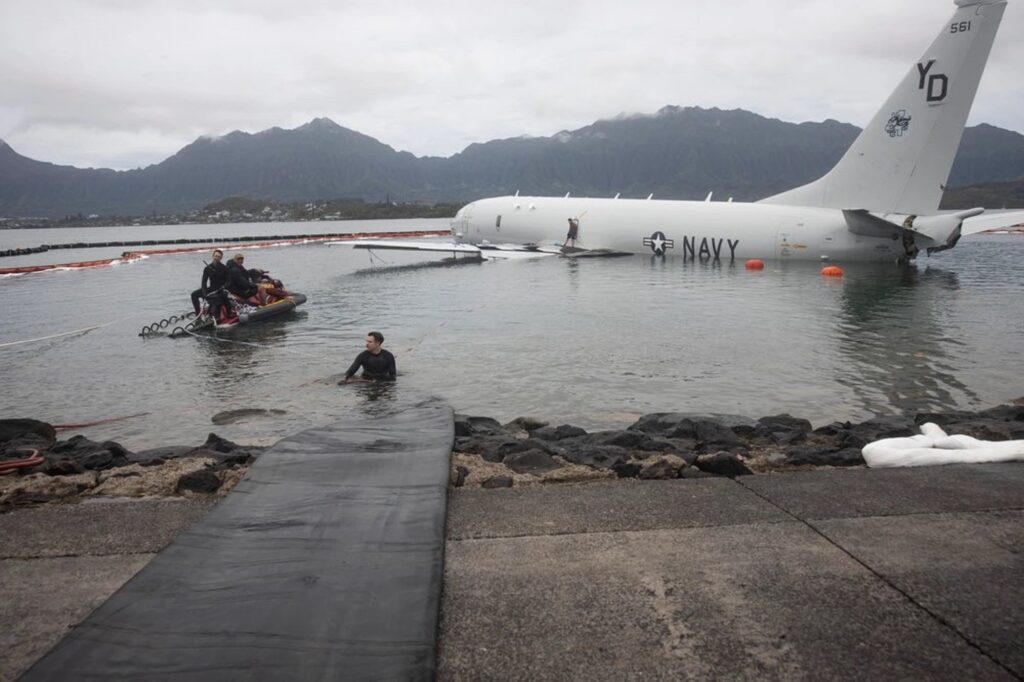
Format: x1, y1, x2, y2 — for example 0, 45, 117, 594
495, 215, 502, 229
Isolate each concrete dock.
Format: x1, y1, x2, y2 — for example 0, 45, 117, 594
438, 464, 1023, 680
3, 463, 1023, 680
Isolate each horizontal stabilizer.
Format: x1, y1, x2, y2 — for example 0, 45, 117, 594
842, 210, 903, 239
844, 207, 990, 256
961, 209, 1024, 235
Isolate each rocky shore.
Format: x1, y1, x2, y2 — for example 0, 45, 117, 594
448, 402, 1024, 488
0, 419, 261, 511
2, 401, 1023, 508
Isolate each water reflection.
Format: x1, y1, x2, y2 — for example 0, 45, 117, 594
342, 382, 444, 424
350, 381, 397, 412
834, 264, 979, 416
351, 257, 483, 277
194, 316, 297, 389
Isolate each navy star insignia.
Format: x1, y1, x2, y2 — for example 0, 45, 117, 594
643, 231, 674, 256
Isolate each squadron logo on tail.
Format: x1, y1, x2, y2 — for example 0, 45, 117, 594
885, 109, 912, 137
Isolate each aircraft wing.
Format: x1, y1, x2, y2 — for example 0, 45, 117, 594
961, 210, 1024, 236
329, 239, 482, 253
330, 238, 561, 260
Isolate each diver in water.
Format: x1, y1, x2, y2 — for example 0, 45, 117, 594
339, 331, 397, 383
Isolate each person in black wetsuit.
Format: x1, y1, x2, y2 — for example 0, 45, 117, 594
190, 249, 229, 317
339, 331, 397, 383
225, 253, 260, 300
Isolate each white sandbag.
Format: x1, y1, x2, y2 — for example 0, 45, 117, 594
862, 422, 1024, 468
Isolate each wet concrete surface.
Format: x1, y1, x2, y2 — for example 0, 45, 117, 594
3, 464, 1022, 680
439, 465, 1024, 680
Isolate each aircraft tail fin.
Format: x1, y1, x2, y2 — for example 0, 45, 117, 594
760, 0, 1006, 215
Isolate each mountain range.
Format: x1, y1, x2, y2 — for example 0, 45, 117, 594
2, 107, 1023, 218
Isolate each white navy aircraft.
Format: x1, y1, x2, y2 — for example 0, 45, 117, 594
350, 0, 1019, 264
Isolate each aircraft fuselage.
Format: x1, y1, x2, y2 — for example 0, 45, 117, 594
455, 196, 906, 263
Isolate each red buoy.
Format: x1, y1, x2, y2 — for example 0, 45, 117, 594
821, 265, 844, 277
745, 259, 765, 270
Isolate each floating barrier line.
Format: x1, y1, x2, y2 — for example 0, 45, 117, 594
0, 254, 143, 276
2, 230, 450, 255
0, 230, 449, 276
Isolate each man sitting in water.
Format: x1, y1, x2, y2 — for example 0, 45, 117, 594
339, 331, 396, 383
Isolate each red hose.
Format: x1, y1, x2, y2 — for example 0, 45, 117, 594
0, 449, 44, 475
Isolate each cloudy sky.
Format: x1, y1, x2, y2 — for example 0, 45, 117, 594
2, 0, 1021, 171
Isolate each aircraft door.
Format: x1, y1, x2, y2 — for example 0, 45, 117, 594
452, 204, 472, 238
776, 220, 805, 259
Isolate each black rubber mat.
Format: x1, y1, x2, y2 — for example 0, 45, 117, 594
24, 396, 453, 681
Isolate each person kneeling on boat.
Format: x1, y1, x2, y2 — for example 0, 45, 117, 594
339, 331, 396, 384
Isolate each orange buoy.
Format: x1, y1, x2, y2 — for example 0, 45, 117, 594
745, 259, 765, 270
821, 265, 844, 277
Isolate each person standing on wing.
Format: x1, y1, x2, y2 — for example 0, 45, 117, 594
563, 217, 579, 248
339, 331, 397, 383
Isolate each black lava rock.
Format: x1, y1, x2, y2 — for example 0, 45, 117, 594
46, 435, 132, 471
559, 444, 628, 470
694, 451, 752, 478
943, 419, 1017, 441
128, 446, 194, 464
913, 410, 978, 426
592, 430, 651, 449
175, 469, 222, 494
454, 415, 506, 438
979, 404, 1024, 422
532, 424, 588, 441
612, 460, 643, 478
43, 458, 85, 476
455, 437, 524, 463
200, 433, 242, 453
504, 449, 561, 475
0, 418, 56, 445
754, 414, 813, 445
785, 446, 864, 467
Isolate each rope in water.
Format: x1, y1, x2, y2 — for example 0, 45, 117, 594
0, 321, 114, 349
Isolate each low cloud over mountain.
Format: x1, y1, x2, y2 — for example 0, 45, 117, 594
2, 109, 1023, 217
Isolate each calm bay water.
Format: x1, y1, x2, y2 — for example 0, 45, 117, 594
1, 219, 1022, 450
